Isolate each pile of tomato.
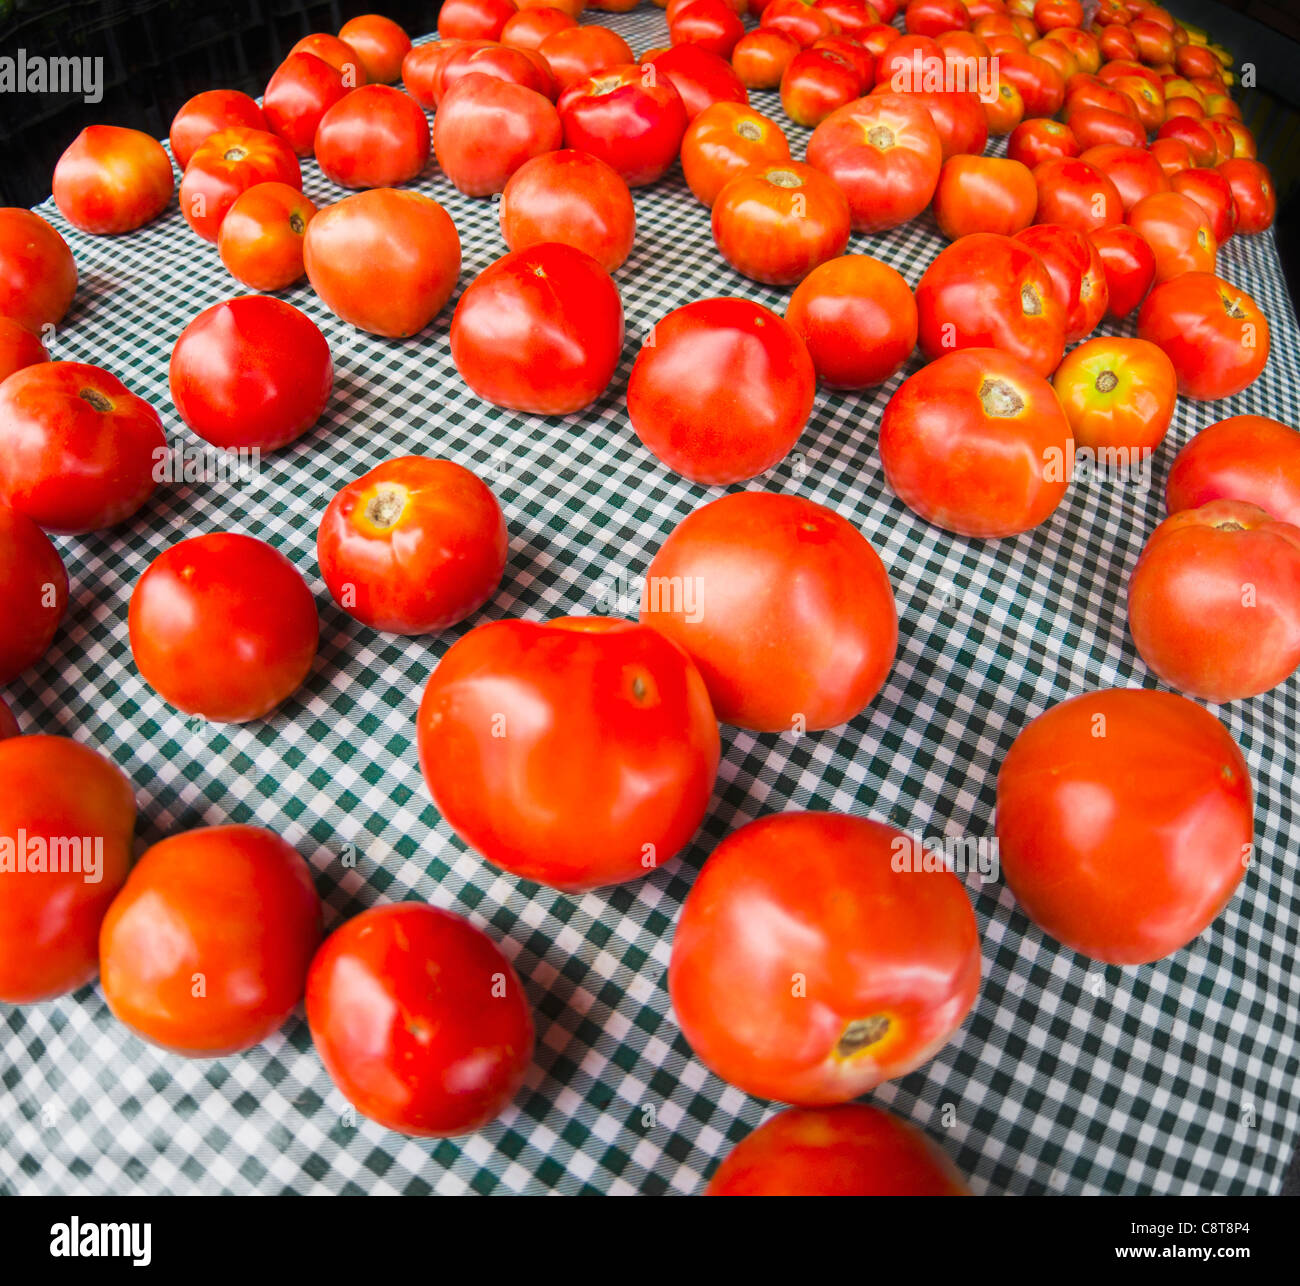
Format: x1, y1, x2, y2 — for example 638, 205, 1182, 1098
0, 0, 1297, 1197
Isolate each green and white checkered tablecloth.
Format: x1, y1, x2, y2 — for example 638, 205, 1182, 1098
3, 9, 1299, 1196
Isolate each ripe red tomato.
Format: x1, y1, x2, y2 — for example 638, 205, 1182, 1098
982, 77, 1025, 136
439, 0, 518, 40
418, 618, 719, 890
707, 1104, 969, 1196
440, 42, 557, 100
0, 209, 77, 332
0, 505, 67, 683
997, 688, 1252, 963
1007, 117, 1079, 168
1217, 159, 1275, 235
1034, 0, 1083, 31
627, 297, 814, 484
762, 0, 837, 45
1149, 136, 1195, 178
1166, 416, 1300, 528
401, 40, 474, 108
52, 126, 174, 235
169, 89, 268, 170
129, 533, 319, 723
502, 8, 576, 50
0, 736, 134, 1003
643, 43, 750, 119
1156, 115, 1216, 167
876, 84, 988, 160
170, 296, 332, 453
780, 48, 862, 127
304, 189, 461, 338
1051, 336, 1175, 453
307, 903, 534, 1135
1087, 223, 1157, 318
1077, 143, 1168, 213
916, 232, 1066, 376
731, 29, 801, 88
263, 52, 351, 156
339, 14, 412, 83
681, 102, 790, 207
906, 0, 971, 36
100, 825, 321, 1056
816, 0, 879, 37
1127, 190, 1216, 282
289, 32, 369, 85
314, 85, 430, 188
179, 126, 301, 243
672, 0, 746, 57
318, 456, 506, 634
1138, 271, 1269, 400
217, 182, 317, 292
641, 492, 897, 731
1169, 167, 1237, 244
0, 362, 164, 534
932, 155, 1037, 239
1033, 156, 1122, 233
450, 243, 623, 415
670, 812, 980, 1104
881, 347, 1072, 538
0, 316, 48, 385
538, 25, 635, 91
1014, 222, 1108, 343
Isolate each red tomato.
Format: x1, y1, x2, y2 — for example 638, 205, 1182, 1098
307, 903, 534, 1135
263, 53, 350, 156
338, 14, 412, 83
217, 182, 317, 292
52, 126, 174, 235
537, 25, 634, 91
999, 47, 1066, 117
732, 29, 801, 88
1166, 416, 1300, 527
641, 492, 897, 730
0, 736, 134, 1003
1077, 144, 1168, 214
815, 0, 879, 37
983, 78, 1025, 135
906, 0, 972, 36
997, 688, 1252, 963
290, 32, 368, 85
780, 49, 862, 127
440, 42, 557, 99
0, 504, 68, 683
627, 297, 814, 484
881, 347, 1071, 537
1217, 159, 1275, 235
0, 316, 48, 385
1169, 167, 1237, 244
1156, 115, 1216, 167
401, 39, 474, 108
681, 103, 790, 207
813, 35, 876, 86
642, 43, 750, 119
179, 126, 302, 243
762, 0, 837, 45
0, 209, 77, 332
1051, 336, 1175, 452
1007, 118, 1079, 168
915, 232, 1066, 376
314, 85, 430, 188
707, 1104, 969, 1196
670, 812, 980, 1104
0, 362, 164, 534
0, 699, 17, 740
129, 533, 319, 723
1126, 190, 1215, 282
304, 189, 461, 338
1014, 222, 1107, 342
1149, 136, 1195, 177
672, 0, 746, 57
169, 90, 267, 170
1034, 0, 1082, 28
1033, 156, 1122, 233
877, 84, 988, 160
170, 296, 332, 453
100, 826, 321, 1056
933, 155, 1037, 239
1088, 223, 1156, 317
450, 243, 623, 415
502, 8, 576, 50
439, 0, 518, 40
417, 618, 719, 890
318, 456, 506, 634
873, 32, 941, 87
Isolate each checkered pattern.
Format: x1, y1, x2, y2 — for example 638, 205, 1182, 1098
3, 8, 1299, 1196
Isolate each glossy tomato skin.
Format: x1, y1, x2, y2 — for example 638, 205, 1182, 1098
997, 688, 1253, 964
129, 533, 319, 723
217, 182, 317, 292
641, 492, 897, 731
1171, 167, 1237, 244
0, 736, 135, 1003
669, 812, 981, 1105
0, 362, 164, 534
339, 14, 413, 83
170, 296, 332, 453
99, 825, 321, 1056
0, 504, 67, 682
1014, 222, 1108, 343
314, 85, 431, 187
707, 1104, 969, 1196
0, 698, 17, 740
1127, 190, 1216, 282
731, 29, 800, 88
290, 33, 369, 84
440, 42, 557, 100
881, 347, 1073, 538
1051, 337, 1176, 453
1033, 156, 1122, 233
179, 126, 302, 243
627, 297, 814, 485
682, 102, 790, 207
169, 89, 268, 170
307, 903, 534, 1136
672, 0, 746, 58
0, 209, 77, 332
417, 618, 720, 891
1166, 416, 1300, 527
780, 48, 863, 127
0, 317, 49, 385
304, 189, 461, 337
52, 126, 174, 235
263, 52, 350, 156
439, 0, 518, 40
502, 8, 576, 50
538, 26, 635, 92
932, 155, 1037, 239
318, 456, 506, 634
450, 243, 623, 415
1217, 159, 1275, 235
1078, 143, 1169, 212
1006, 117, 1079, 168
1087, 223, 1157, 318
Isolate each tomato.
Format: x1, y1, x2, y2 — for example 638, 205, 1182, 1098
263, 52, 350, 157
1065, 75, 1137, 121
670, 811, 980, 1105
1222, 120, 1256, 161
813, 35, 876, 86
1156, 115, 1216, 167
1046, 26, 1099, 73
1033, 156, 1122, 233
1164, 94, 1204, 122
52, 126, 174, 236
1168, 167, 1236, 245
762, 0, 837, 45
874, 32, 941, 88
681, 103, 790, 208
1073, 144, 1166, 217
983, 77, 1025, 135
0, 504, 67, 683
0, 736, 134, 1003
0, 699, 17, 740
1126, 190, 1215, 282
179, 126, 301, 243
1166, 417, 1300, 527
1111, 74, 1164, 131
304, 189, 461, 338
307, 903, 533, 1135
418, 618, 719, 890
1098, 24, 1138, 60
1149, 136, 1194, 177
862, 21, 904, 56
170, 296, 331, 453
0, 316, 48, 385
816, 0, 878, 38
169, 89, 267, 170
440, 42, 557, 99
1007, 117, 1079, 168
880, 84, 988, 160
932, 155, 1037, 240
338, 14, 412, 83
729, 29, 798, 88
502, 7, 576, 49
439, 0, 518, 40
1217, 159, 1275, 235
289, 32, 368, 85
538, 25, 634, 91
1014, 222, 1107, 342
999, 48, 1066, 117
671, 0, 746, 57
401, 40, 471, 108
314, 84, 430, 188
643, 43, 750, 119
916, 232, 1065, 376
100, 825, 320, 1056
627, 297, 814, 485
0, 209, 76, 333
779, 48, 862, 126
217, 182, 317, 292
1051, 336, 1175, 452
1088, 225, 1156, 319
129, 533, 319, 723
707, 1104, 969, 1196
906, 0, 971, 36
0, 362, 164, 534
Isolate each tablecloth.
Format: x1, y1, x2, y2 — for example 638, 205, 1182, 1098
2, 7, 1299, 1196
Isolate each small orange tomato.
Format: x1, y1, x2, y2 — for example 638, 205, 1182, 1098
1051, 336, 1176, 453
681, 102, 790, 207
218, 182, 317, 291
932, 155, 1037, 239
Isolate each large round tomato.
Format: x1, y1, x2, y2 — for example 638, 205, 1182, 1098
217, 182, 317, 292
1013, 223, 1108, 343
537, 25, 635, 91
0, 736, 135, 1003
169, 89, 267, 171
1127, 190, 1216, 282
417, 618, 720, 891
1078, 143, 1168, 211
263, 52, 350, 156
129, 533, 319, 723
307, 903, 534, 1136
1166, 416, 1300, 527
339, 14, 412, 83
178, 126, 302, 243
0, 504, 67, 682
932, 155, 1037, 240
1087, 223, 1156, 318
440, 42, 558, 104
304, 189, 461, 337
0, 209, 77, 332
100, 825, 321, 1056
681, 102, 790, 207
502, 8, 576, 50
881, 347, 1072, 538
314, 84, 431, 188
289, 33, 368, 85
450, 243, 623, 415
0, 316, 48, 385
642, 43, 750, 119
1032, 156, 1122, 233
1171, 167, 1237, 244
626, 297, 814, 484
640, 492, 897, 731
1051, 337, 1175, 454
52, 126, 174, 235
1217, 158, 1275, 235
779, 48, 862, 127
1007, 117, 1079, 168
0, 362, 164, 534
996, 688, 1253, 964
669, 812, 981, 1105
